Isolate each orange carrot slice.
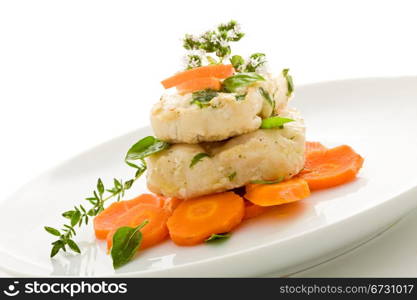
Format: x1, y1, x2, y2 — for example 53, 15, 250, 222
163, 197, 183, 213
243, 201, 270, 220
167, 192, 244, 246
299, 145, 364, 190
306, 141, 327, 156
94, 193, 165, 240
176, 77, 221, 94
245, 178, 310, 207
106, 204, 171, 250
161, 64, 234, 89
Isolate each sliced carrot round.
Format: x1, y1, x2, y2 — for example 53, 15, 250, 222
163, 197, 183, 213
243, 201, 270, 220
93, 193, 165, 240
176, 77, 221, 94
299, 145, 364, 190
245, 178, 310, 207
161, 64, 234, 89
106, 204, 171, 250
167, 192, 244, 246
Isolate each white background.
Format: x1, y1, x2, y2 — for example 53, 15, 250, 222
1, 0, 416, 276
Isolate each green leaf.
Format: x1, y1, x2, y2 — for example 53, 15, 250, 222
70, 210, 81, 227
259, 87, 275, 117
111, 220, 148, 269
97, 178, 104, 196
227, 172, 237, 181
282, 68, 294, 97
230, 55, 244, 71
190, 153, 210, 168
207, 56, 217, 64
50, 241, 63, 257
205, 233, 231, 243
250, 177, 284, 185
260, 116, 294, 129
125, 136, 170, 162
44, 226, 61, 237
62, 210, 74, 219
191, 89, 218, 108
67, 239, 81, 254
223, 73, 265, 92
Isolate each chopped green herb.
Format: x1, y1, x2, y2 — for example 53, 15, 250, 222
191, 89, 218, 108
250, 177, 284, 184
205, 233, 231, 243
282, 68, 294, 97
111, 220, 148, 269
190, 153, 210, 168
259, 87, 275, 116
260, 116, 294, 129
228, 172, 237, 181
223, 72, 265, 92
235, 93, 247, 101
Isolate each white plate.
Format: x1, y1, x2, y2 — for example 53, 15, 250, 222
1, 77, 417, 277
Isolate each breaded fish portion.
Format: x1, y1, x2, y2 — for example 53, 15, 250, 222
146, 108, 304, 199
151, 73, 291, 144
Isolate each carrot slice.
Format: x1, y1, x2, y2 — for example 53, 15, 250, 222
161, 64, 234, 89
106, 204, 171, 250
93, 193, 165, 239
306, 141, 327, 156
299, 145, 364, 190
167, 192, 244, 246
243, 201, 270, 220
245, 178, 310, 207
176, 77, 221, 94
163, 197, 183, 213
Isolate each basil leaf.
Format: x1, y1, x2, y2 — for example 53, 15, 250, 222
70, 210, 81, 227
230, 55, 245, 72
223, 73, 265, 92
205, 233, 231, 243
125, 136, 170, 162
50, 241, 64, 257
190, 153, 210, 168
282, 68, 294, 97
260, 116, 294, 129
250, 177, 284, 184
44, 226, 61, 237
111, 220, 148, 269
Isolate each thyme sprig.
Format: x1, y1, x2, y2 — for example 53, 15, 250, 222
44, 136, 168, 258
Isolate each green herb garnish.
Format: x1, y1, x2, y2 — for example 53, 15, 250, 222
223, 73, 265, 92
190, 153, 210, 168
235, 93, 247, 101
250, 177, 284, 184
245, 53, 267, 72
228, 172, 237, 181
282, 68, 294, 97
111, 220, 148, 269
45, 136, 169, 259
230, 55, 245, 71
183, 20, 244, 66
260, 116, 294, 129
205, 233, 231, 243
259, 87, 275, 116
191, 89, 218, 108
